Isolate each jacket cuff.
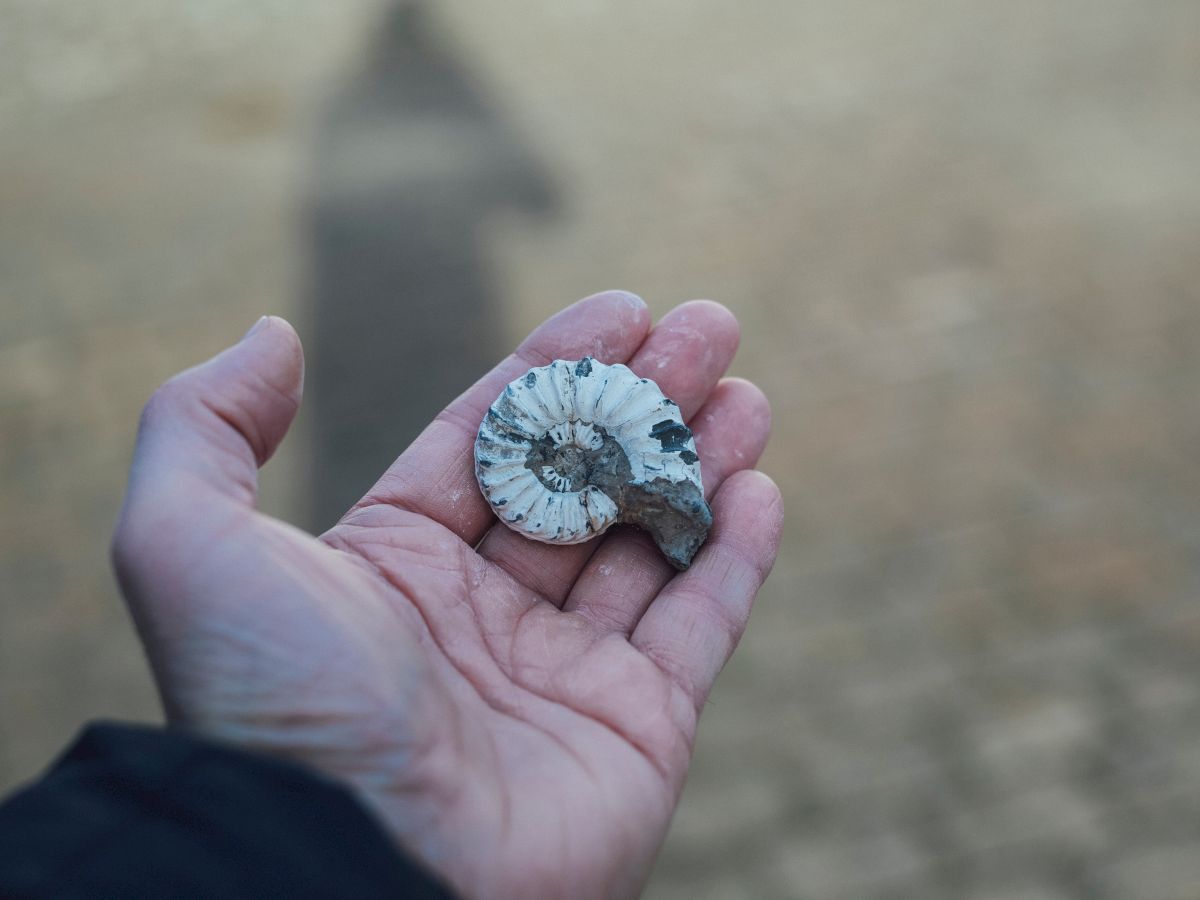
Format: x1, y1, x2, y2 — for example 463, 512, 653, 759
0, 721, 456, 899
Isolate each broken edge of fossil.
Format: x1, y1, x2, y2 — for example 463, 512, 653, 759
616, 476, 713, 570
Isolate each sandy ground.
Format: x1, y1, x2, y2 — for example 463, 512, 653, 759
3, 1, 1200, 896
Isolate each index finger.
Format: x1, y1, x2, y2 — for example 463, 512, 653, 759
345, 291, 651, 544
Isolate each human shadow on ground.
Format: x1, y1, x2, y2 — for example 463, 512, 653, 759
304, 1, 556, 530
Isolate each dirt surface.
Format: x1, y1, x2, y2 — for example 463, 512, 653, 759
3, 2, 1200, 896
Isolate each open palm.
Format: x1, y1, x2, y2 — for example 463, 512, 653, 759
112, 292, 782, 900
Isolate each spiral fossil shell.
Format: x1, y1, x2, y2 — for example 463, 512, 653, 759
474, 358, 712, 569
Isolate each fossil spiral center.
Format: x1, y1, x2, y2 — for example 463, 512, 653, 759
526, 420, 632, 495
542, 445, 590, 492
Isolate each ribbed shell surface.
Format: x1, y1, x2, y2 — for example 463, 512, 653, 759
474, 358, 704, 545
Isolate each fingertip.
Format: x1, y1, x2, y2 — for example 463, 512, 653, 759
713, 377, 772, 433
245, 314, 302, 356
689, 380, 773, 493
574, 290, 651, 338
626, 300, 740, 420
712, 469, 785, 560
674, 298, 738, 324
721, 468, 783, 511
648, 302, 740, 390
240, 315, 305, 401
587, 288, 648, 313
137, 316, 307, 476
258, 314, 301, 341
519, 290, 652, 364
667, 300, 740, 347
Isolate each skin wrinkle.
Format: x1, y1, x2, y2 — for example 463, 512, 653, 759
323, 539, 538, 874
147, 382, 249, 472
370, 664, 474, 882
357, 468, 488, 540
694, 518, 771, 592
662, 583, 744, 657
726, 478, 784, 582
573, 596, 641, 634
572, 633, 692, 778
170, 579, 451, 825
173, 403, 265, 504
475, 562, 536, 682
347, 520, 662, 808
195, 351, 301, 468
318, 524, 421, 583
494, 543, 593, 603
506, 605, 676, 784
430, 403, 496, 446
471, 558, 551, 672
192, 388, 269, 466
515, 309, 649, 370
636, 640, 707, 718
486, 723, 513, 886
570, 537, 663, 631
131, 504, 253, 606
334, 537, 498, 694
333, 519, 464, 572
317, 539, 442, 636
243, 363, 303, 437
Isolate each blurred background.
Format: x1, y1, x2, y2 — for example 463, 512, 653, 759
3, 1, 1200, 896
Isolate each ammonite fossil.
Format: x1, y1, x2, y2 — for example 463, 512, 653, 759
474, 358, 712, 569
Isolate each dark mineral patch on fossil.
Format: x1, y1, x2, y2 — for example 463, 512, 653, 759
649, 419, 693, 453
524, 422, 711, 569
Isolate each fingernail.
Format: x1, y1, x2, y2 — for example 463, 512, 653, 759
242, 316, 271, 341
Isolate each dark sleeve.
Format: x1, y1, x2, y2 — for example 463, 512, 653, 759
0, 722, 456, 899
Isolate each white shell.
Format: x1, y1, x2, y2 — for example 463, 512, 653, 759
474, 358, 705, 547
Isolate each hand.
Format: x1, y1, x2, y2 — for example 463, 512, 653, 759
112, 292, 783, 900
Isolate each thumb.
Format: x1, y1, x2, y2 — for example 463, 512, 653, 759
111, 316, 304, 697
116, 315, 304, 531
